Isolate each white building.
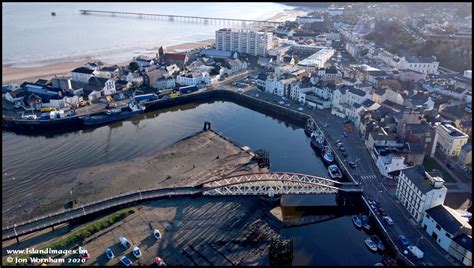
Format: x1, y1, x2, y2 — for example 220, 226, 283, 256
176, 72, 210, 86
375, 152, 408, 178
216, 28, 273, 56
397, 55, 439, 74
432, 122, 469, 158
396, 166, 447, 222
327, 6, 344, 16
463, 70, 472, 79
71, 67, 94, 84
265, 75, 297, 97
156, 77, 176, 90
421, 205, 472, 265
296, 16, 324, 24
298, 47, 335, 70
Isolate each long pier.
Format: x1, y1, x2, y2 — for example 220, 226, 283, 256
79, 9, 282, 26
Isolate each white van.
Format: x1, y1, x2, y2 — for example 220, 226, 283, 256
119, 236, 132, 248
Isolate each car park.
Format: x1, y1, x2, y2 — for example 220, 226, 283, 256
120, 256, 132, 266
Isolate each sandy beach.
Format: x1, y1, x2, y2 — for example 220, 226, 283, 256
2, 130, 266, 226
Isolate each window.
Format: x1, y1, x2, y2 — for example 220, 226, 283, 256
436, 224, 441, 231
445, 233, 451, 238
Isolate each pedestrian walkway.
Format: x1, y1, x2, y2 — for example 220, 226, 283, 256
360, 174, 377, 180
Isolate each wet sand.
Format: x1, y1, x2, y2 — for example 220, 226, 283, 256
2, 130, 266, 226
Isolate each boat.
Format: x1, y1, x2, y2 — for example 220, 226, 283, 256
51, 12, 56, 16
304, 127, 313, 137
370, 235, 385, 251
80, 101, 144, 126
352, 215, 362, 228
361, 215, 371, 231
310, 131, 325, 152
322, 147, 334, 164
328, 164, 343, 179
365, 238, 378, 252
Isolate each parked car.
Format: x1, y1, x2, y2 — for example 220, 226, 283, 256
153, 229, 162, 240
119, 236, 132, 248
105, 248, 115, 260
378, 208, 387, 217
120, 256, 132, 266
349, 161, 356, 168
324, 123, 329, 127
132, 246, 142, 258
399, 235, 410, 248
297, 107, 303, 111
339, 146, 345, 152
78, 246, 90, 260
342, 151, 348, 158
383, 216, 394, 226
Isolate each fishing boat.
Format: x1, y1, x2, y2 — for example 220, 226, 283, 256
328, 164, 342, 179
361, 215, 371, 231
370, 235, 385, 251
322, 147, 334, 164
365, 238, 378, 252
352, 215, 362, 228
80, 101, 144, 126
310, 131, 325, 152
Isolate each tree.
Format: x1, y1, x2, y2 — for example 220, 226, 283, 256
128, 62, 139, 72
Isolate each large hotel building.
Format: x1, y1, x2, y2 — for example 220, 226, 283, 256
216, 28, 273, 56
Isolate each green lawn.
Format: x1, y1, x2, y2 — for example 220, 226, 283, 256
423, 157, 455, 183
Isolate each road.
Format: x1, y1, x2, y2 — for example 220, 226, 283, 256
244, 88, 460, 266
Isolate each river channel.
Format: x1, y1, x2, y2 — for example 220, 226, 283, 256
2, 100, 383, 265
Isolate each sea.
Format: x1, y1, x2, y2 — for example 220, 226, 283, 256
2, 2, 293, 67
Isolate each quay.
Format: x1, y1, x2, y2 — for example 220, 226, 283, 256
78, 9, 282, 26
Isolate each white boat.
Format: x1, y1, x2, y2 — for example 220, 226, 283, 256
352, 215, 362, 228
328, 164, 342, 179
371, 235, 385, 251
322, 147, 334, 164
365, 238, 378, 252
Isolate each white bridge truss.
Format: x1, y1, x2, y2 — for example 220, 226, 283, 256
201, 172, 361, 197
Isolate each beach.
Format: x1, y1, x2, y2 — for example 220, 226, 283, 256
2, 7, 307, 84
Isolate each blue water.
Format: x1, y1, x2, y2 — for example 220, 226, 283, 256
2, 2, 291, 67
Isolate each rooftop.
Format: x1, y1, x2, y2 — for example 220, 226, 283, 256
401, 165, 446, 194
71, 67, 94, 74
425, 205, 471, 235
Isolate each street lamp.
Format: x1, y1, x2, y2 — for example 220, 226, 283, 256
416, 236, 424, 247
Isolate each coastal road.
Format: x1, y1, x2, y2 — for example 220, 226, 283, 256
244, 88, 459, 266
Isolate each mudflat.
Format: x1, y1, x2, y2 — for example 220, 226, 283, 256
3, 130, 264, 226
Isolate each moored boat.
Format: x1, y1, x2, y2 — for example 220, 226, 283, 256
80, 101, 144, 126
365, 238, 378, 252
361, 215, 371, 231
311, 131, 325, 152
328, 164, 342, 179
322, 147, 334, 164
352, 215, 362, 228
370, 235, 385, 251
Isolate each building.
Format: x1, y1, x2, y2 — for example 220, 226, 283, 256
265, 75, 297, 97
396, 166, 447, 222
215, 28, 273, 56
398, 55, 439, 74
71, 67, 94, 83
459, 144, 472, 165
432, 122, 469, 158
421, 205, 472, 265
449, 233, 472, 266
296, 16, 324, 24
375, 151, 408, 179
198, 49, 238, 59
155, 76, 176, 90
297, 47, 335, 70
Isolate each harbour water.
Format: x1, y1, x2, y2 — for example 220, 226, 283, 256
2, 101, 384, 265
2, 2, 292, 67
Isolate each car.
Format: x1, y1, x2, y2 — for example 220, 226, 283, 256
278, 101, 284, 105
255, 94, 259, 97
285, 103, 290, 107
324, 123, 329, 127
105, 248, 115, 260
342, 131, 348, 137
153, 229, 162, 240
446, 164, 454, 170
342, 151, 348, 158
132, 246, 142, 258
349, 161, 356, 168
339, 146, 345, 152
120, 256, 132, 266
297, 107, 304, 111
78, 246, 90, 260
384, 216, 394, 226
335, 139, 341, 144
378, 208, 387, 217
119, 236, 132, 249
399, 235, 410, 248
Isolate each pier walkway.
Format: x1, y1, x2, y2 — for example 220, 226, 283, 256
79, 9, 281, 26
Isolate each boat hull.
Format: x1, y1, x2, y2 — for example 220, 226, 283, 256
81, 110, 143, 126
352, 216, 362, 228
365, 239, 378, 252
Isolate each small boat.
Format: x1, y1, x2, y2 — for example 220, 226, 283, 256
304, 127, 313, 137
80, 101, 144, 126
311, 131, 325, 152
352, 215, 362, 228
361, 215, 371, 231
374, 262, 384, 266
51, 12, 56, 16
365, 238, 378, 252
322, 147, 334, 164
328, 164, 342, 179
370, 235, 385, 251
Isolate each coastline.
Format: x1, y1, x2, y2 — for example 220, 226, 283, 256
1, 7, 307, 85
